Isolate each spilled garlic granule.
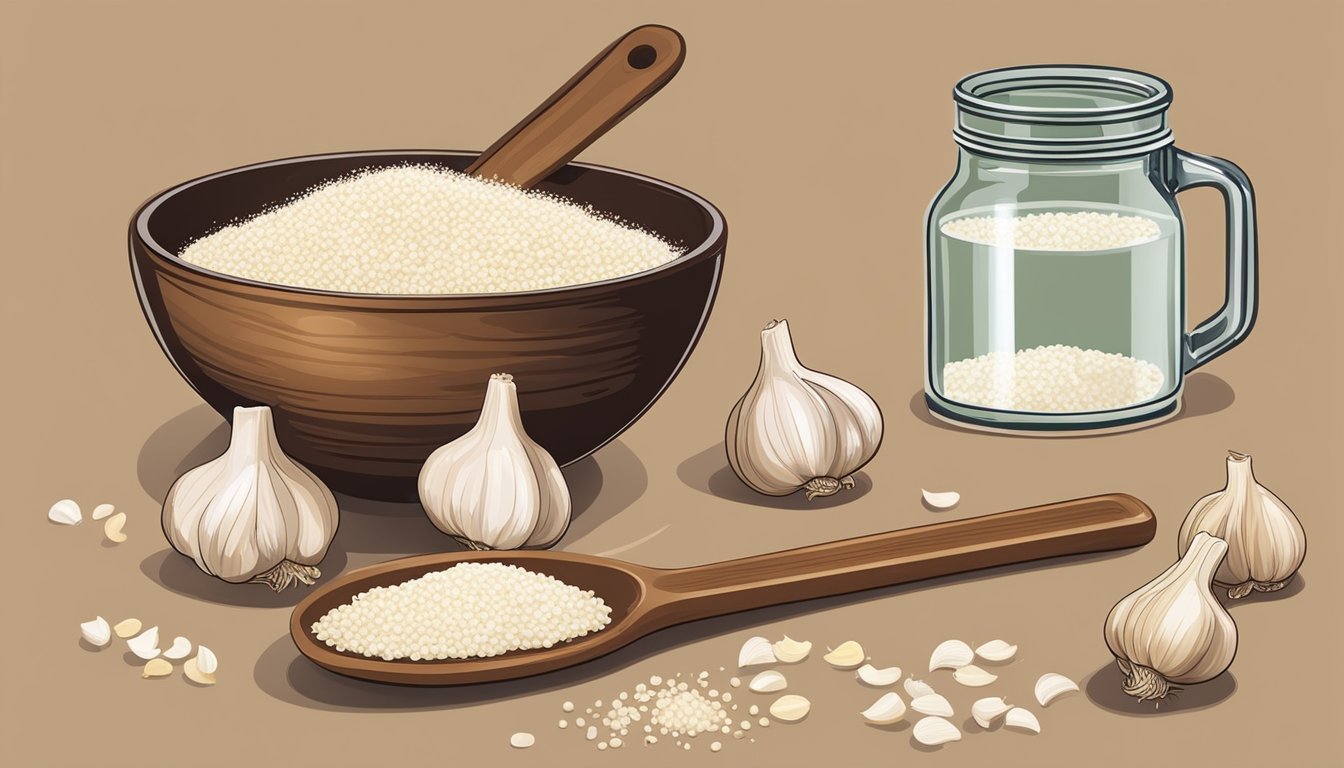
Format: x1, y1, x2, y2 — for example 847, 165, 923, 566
561, 672, 746, 752
180, 165, 682, 294
941, 210, 1160, 251
943, 344, 1164, 412
311, 562, 611, 660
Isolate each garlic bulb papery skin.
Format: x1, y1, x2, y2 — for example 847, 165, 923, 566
418, 374, 570, 550
1103, 532, 1239, 702
1178, 451, 1306, 599
726, 320, 883, 500
162, 406, 339, 592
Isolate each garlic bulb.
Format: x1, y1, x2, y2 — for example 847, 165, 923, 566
1178, 451, 1306, 599
726, 320, 883, 500
163, 406, 339, 591
1103, 532, 1238, 701
418, 374, 570, 550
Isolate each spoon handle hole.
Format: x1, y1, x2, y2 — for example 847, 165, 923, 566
627, 44, 657, 69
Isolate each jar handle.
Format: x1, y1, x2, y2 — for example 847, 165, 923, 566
1169, 148, 1258, 372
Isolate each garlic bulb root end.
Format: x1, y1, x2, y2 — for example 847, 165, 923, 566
1120, 663, 1181, 702
250, 561, 322, 592
803, 476, 856, 501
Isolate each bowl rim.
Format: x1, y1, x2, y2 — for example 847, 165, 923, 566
132, 149, 727, 302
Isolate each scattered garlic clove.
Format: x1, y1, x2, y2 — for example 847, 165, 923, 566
910, 693, 954, 718
195, 645, 218, 675
127, 626, 160, 660
103, 512, 128, 544
738, 636, 777, 667
860, 692, 906, 724
823, 640, 865, 669
142, 658, 173, 678
48, 499, 82, 525
748, 670, 787, 693
185, 657, 216, 685
768, 694, 811, 722
928, 639, 973, 671
975, 639, 1018, 662
80, 616, 111, 647
772, 636, 812, 663
857, 664, 903, 687
509, 732, 536, 749
1034, 672, 1079, 706
922, 489, 960, 510
971, 696, 1012, 728
1004, 707, 1041, 734
913, 716, 961, 746
91, 503, 116, 521
952, 664, 998, 687
904, 678, 936, 698
113, 618, 141, 639
162, 636, 192, 660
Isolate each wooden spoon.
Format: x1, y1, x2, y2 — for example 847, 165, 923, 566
291, 493, 1154, 685
465, 24, 685, 189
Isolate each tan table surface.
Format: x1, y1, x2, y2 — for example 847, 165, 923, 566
3, 1, 1340, 765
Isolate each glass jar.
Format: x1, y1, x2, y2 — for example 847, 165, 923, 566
925, 65, 1257, 432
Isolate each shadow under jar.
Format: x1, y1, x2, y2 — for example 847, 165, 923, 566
925, 65, 1257, 433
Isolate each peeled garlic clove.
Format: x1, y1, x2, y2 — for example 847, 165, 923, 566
768, 694, 811, 722
910, 693, 954, 718
860, 691, 906, 724
113, 618, 141, 639
748, 670, 787, 693
857, 664, 902, 687
953, 664, 997, 687
184, 656, 216, 685
738, 636, 777, 667
772, 636, 812, 663
725, 319, 883, 501
1034, 673, 1079, 707
48, 499, 81, 525
91, 503, 116, 521
913, 716, 961, 746
80, 616, 111, 647
195, 645, 218, 675
922, 489, 960, 509
903, 678, 936, 698
142, 658, 173, 678
823, 640, 865, 669
162, 636, 192, 660
971, 696, 1012, 728
127, 626, 160, 660
103, 512, 128, 544
928, 639, 973, 671
1004, 707, 1041, 734
975, 639, 1017, 662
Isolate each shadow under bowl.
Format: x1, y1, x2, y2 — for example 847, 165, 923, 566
130, 150, 727, 500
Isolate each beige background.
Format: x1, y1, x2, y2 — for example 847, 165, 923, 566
2, 0, 1341, 765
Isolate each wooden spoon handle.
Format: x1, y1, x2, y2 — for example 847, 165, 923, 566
646, 494, 1154, 620
466, 25, 685, 188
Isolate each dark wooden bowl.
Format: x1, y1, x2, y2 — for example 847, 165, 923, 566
130, 150, 726, 501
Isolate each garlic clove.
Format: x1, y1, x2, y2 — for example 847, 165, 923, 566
80, 616, 111, 647
748, 670, 787, 693
823, 640, 865, 669
142, 658, 173, 678
1034, 673, 1079, 707
860, 692, 906, 724
48, 499, 81, 525
952, 665, 998, 687
971, 696, 1012, 728
910, 694, 954, 718
113, 618, 141, 639
127, 626, 160, 660
162, 636, 192, 660
738, 636, 777, 667
768, 694, 811, 722
92, 503, 117, 521
772, 636, 812, 663
103, 512, 128, 544
725, 319, 883, 501
913, 716, 961, 746
1004, 707, 1041, 734
903, 678, 936, 698
195, 645, 218, 675
974, 639, 1017, 662
922, 489, 960, 510
928, 639, 973, 671
857, 664, 903, 687
183, 657, 216, 686
162, 405, 338, 591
